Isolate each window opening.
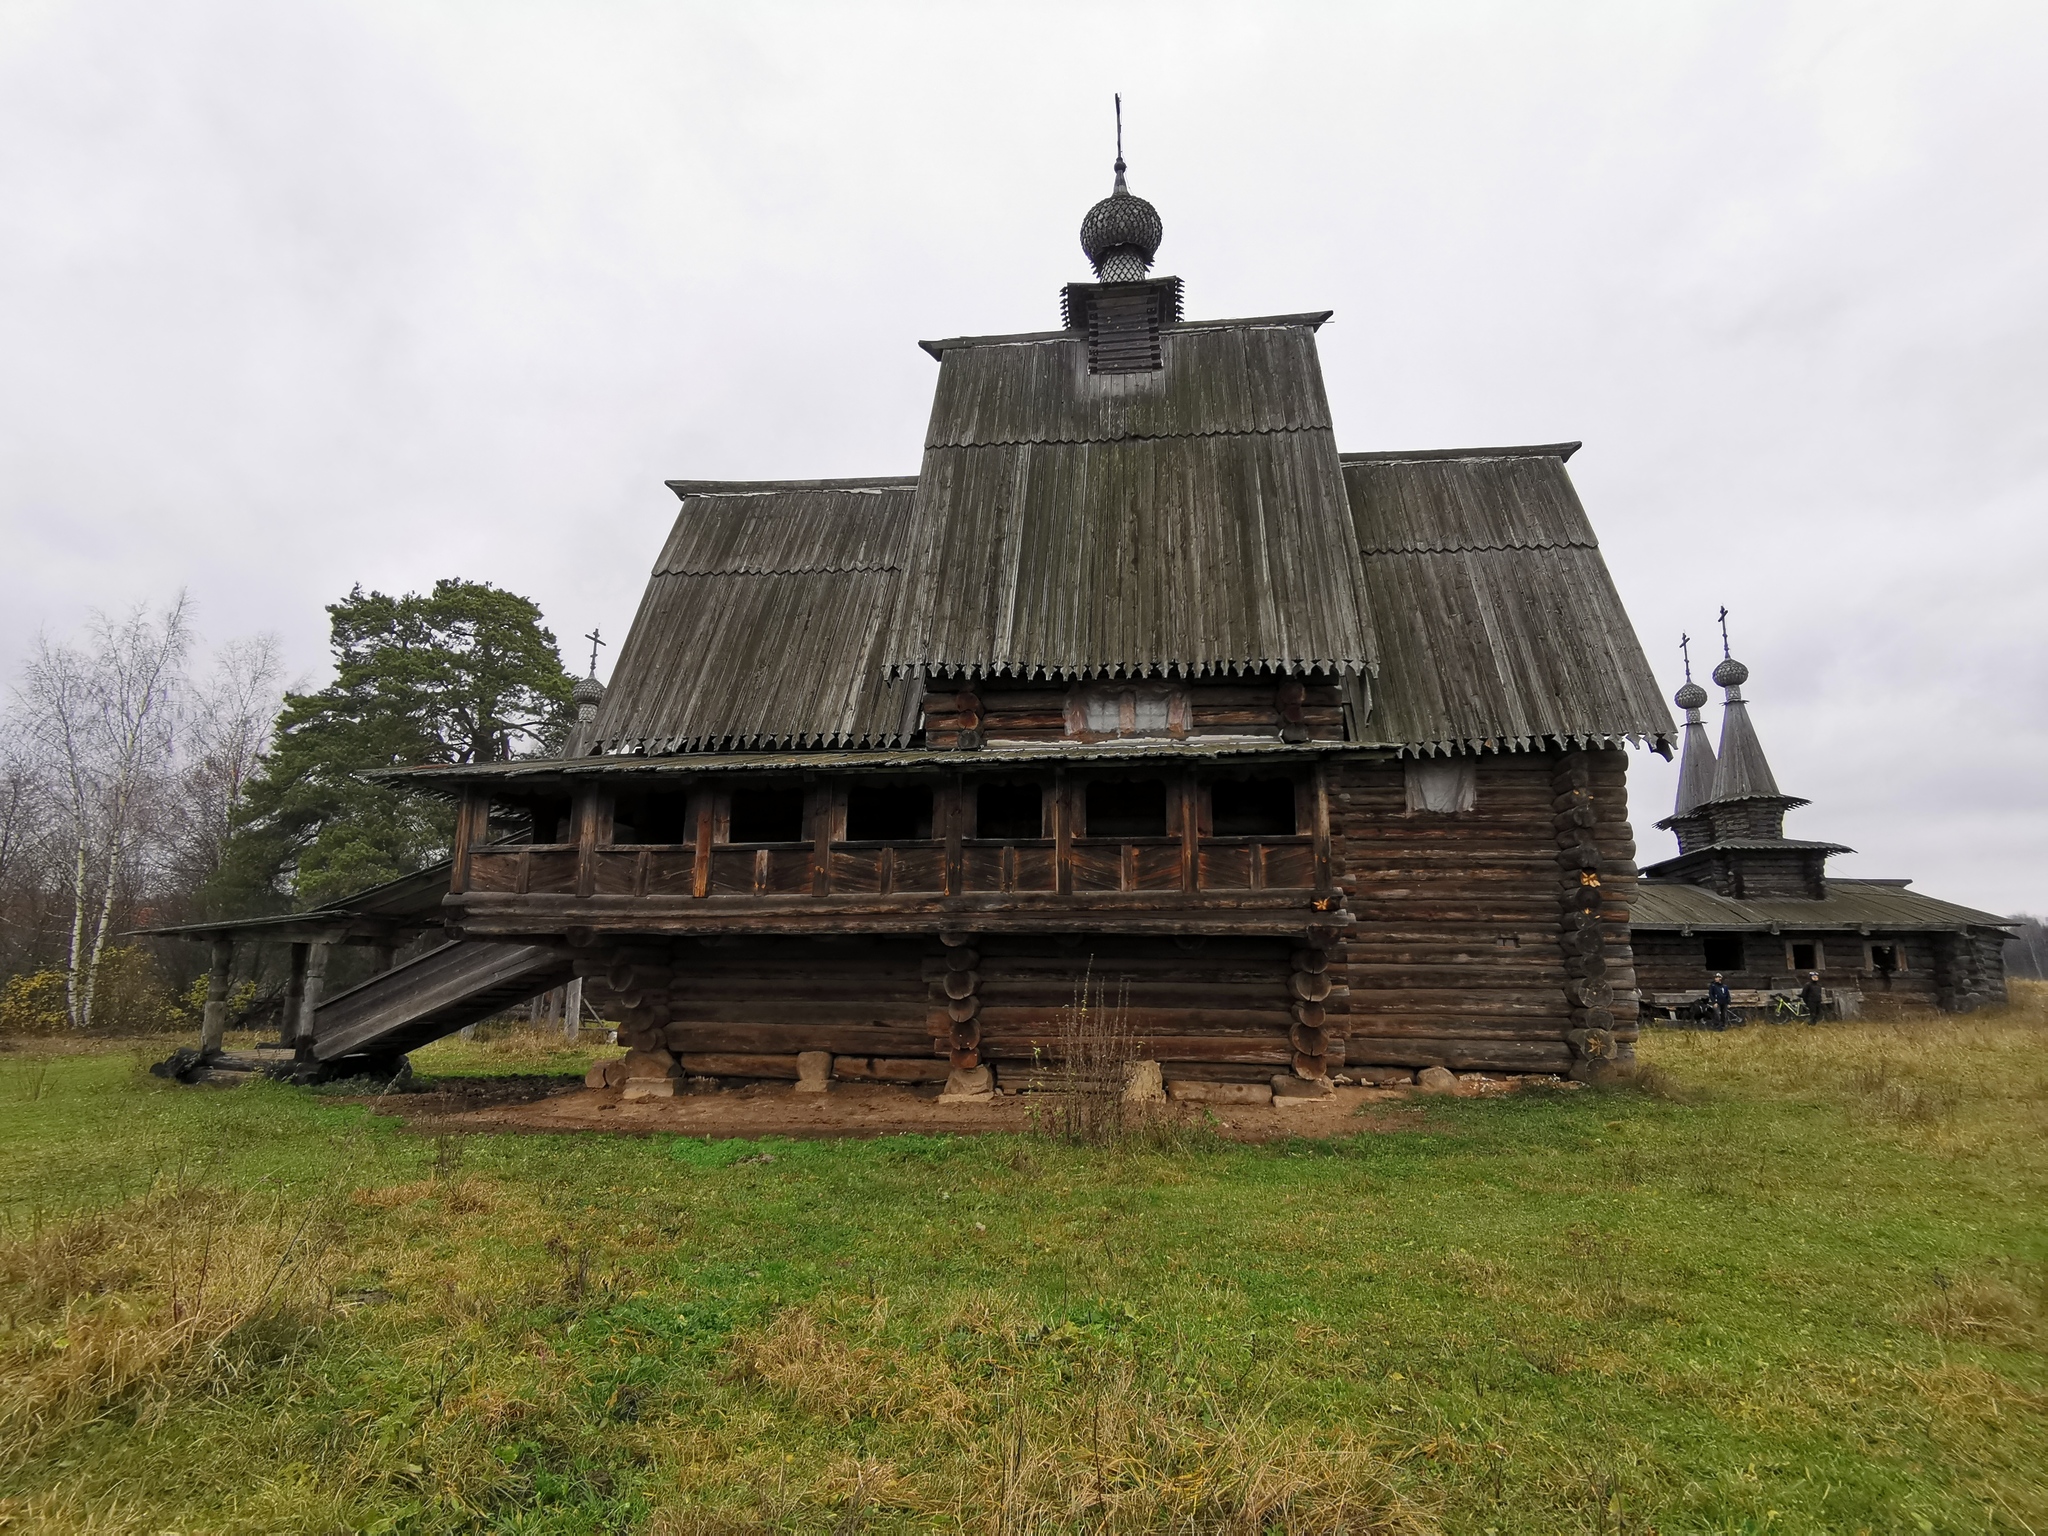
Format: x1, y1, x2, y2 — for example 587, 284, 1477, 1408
611, 792, 694, 845
1404, 758, 1476, 814
1789, 941, 1819, 972
728, 787, 806, 844
846, 784, 933, 841
1209, 777, 1295, 836
975, 782, 1044, 840
1086, 779, 1169, 839
1702, 934, 1745, 973
516, 795, 572, 845
1870, 943, 1901, 976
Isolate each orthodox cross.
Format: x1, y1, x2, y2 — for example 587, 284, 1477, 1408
1115, 93, 1123, 160
1717, 606, 1731, 658
1679, 632, 1693, 683
584, 627, 606, 676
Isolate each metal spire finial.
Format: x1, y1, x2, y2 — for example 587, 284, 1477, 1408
584, 627, 606, 678
1711, 607, 1748, 690
1673, 632, 1708, 711
1113, 94, 1127, 191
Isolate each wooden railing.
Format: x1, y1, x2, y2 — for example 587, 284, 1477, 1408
465, 832, 1320, 900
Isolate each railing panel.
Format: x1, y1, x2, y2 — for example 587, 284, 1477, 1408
708, 846, 760, 895
1261, 841, 1317, 890
765, 848, 813, 893
1198, 844, 1253, 889
891, 845, 946, 894
1131, 843, 1185, 891
467, 850, 523, 893
645, 848, 696, 896
1069, 841, 1124, 892
831, 846, 884, 894
591, 849, 643, 896
1011, 844, 1058, 892
526, 849, 579, 895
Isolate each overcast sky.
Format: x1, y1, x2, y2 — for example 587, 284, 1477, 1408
2, 0, 2042, 913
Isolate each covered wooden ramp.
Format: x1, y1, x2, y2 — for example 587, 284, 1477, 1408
309, 940, 574, 1061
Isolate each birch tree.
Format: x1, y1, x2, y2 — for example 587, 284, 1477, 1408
16, 598, 192, 1027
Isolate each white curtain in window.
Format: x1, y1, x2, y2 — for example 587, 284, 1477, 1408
1405, 758, 1476, 814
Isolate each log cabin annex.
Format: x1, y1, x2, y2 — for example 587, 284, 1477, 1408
363, 141, 1685, 1100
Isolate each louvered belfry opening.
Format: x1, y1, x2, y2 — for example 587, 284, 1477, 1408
1061, 277, 1185, 376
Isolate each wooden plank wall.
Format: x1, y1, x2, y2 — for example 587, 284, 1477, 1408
1632, 930, 1945, 1009
922, 677, 1344, 749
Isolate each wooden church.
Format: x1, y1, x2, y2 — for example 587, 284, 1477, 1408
369, 142, 1682, 1096
1630, 633, 2011, 1017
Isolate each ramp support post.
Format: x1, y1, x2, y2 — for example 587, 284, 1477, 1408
199, 938, 233, 1056
295, 942, 331, 1058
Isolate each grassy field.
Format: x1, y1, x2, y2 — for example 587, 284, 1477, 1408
1, 991, 2044, 1535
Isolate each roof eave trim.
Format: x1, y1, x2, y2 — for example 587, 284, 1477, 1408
918, 311, 1336, 359
665, 475, 920, 500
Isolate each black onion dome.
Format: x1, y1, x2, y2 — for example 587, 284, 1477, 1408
1711, 657, 1749, 689
573, 673, 606, 709
1674, 680, 1708, 711
1079, 158, 1163, 277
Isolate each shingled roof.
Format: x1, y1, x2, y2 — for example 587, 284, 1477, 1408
1340, 446, 1675, 755
885, 314, 1379, 683
1631, 879, 2014, 933
588, 479, 922, 754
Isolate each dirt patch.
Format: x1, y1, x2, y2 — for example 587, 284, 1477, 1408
359, 1079, 1493, 1142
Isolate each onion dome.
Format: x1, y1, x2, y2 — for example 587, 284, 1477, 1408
572, 673, 606, 711
1711, 656, 1748, 690
1080, 157, 1162, 282
1674, 679, 1708, 711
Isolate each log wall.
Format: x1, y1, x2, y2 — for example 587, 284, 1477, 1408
1328, 748, 1637, 1078
576, 745, 1643, 1085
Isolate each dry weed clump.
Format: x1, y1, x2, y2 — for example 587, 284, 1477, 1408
717, 1300, 1432, 1534
0, 1185, 342, 1465
1907, 1270, 2048, 1351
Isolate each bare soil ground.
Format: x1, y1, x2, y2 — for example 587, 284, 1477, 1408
363, 1076, 1538, 1140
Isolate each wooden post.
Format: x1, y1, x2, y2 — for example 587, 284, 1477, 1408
572, 787, 608, 898
296, 942, 330, 1056
1180, 771, 1198, 893
449, 788, 489, 895
692, 788, 714, 899
198, 937, 233, 1055
1312, 761, 1332, 894
563, 977, 583, 1042
1053, 767, 1071, 895
944, 773, 964, 896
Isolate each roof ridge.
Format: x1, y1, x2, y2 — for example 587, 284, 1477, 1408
1340, 442, 1583, 463
924, 425, 1337, 449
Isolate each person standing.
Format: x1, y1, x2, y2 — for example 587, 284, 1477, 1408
1707, 973, 1733, 1029
1800, 972, 1826, 1026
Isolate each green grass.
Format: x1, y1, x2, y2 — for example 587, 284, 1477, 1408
1, 991, 2044, 1534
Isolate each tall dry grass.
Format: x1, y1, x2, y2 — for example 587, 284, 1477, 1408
0, 1181, 342, 1467
1042, 968, 1141, 1148
1641, 979, 2048, 1151
704, 1299, 1432, 1534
